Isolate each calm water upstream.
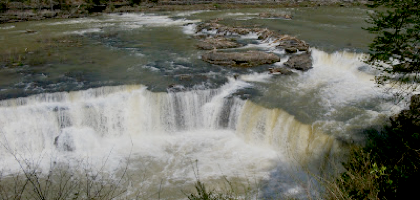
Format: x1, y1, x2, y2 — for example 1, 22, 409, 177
0, 7, 403, 199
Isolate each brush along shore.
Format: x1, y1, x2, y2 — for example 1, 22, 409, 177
0, 0, 365, 24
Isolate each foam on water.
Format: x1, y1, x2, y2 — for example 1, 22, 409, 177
65, 28, 103, 35
0, 25, 15, 30
0, 77, 336, 198
240, 32, 260, 39
224, 12, 259, 17
239, 38, 282, 53
182, 23, 197, 35
175, 10, 209, 17
45, 13, 200, 33
303, 49, 382, 108
239, 73, 273, 83
106, 13, 200, 29
46, 18, 103, 25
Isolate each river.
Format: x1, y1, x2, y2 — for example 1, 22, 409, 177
0, 7, 403, 199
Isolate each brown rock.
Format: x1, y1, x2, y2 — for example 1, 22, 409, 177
257, 28, 276, 40
202, 51, 280, 67
284, 52, 313, 71
269, 67, 293, 75
276, 36, 309, 53
196, 22, 252, 36
196, 37, 242, 50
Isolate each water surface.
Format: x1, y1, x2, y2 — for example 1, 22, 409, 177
0, 7, 401, 199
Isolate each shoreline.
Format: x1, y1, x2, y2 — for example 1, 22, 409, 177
0, 1, 365, 24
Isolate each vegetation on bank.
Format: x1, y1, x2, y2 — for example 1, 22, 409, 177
0, 0, 363, 23
1, 1, 419, 200
366, 0, 420, 97
325, 99, 420, 199
324, 0, 420, 199
183, 1, 420, 199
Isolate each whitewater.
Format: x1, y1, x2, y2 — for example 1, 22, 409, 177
0, 9, 406, 199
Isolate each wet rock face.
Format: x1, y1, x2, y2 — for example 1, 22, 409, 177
202, 51, 280, 67
196, 37, 243, 50
284, 52, 313, 71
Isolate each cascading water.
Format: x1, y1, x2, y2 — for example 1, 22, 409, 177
0, 77, 338, 199
0, 8, 405, 199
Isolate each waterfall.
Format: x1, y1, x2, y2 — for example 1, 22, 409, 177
0, 78, 337, 179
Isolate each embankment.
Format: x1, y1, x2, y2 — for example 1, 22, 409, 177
0, 0, 366, 24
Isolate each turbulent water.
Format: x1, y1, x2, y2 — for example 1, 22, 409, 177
0, 7, 406, 199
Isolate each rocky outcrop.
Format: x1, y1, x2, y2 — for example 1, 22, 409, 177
196, 21, 259, 35
268, 67, 293, 75
275, 36, 310, 53
196, 21, 309, 53
257, 28, 282, 40
196, 20, 312, 71
391, 94, 420, 129
284, 52, 313, 71
196, 37, 242, 50
196, 20, 283, 39
202, 50, 280, 67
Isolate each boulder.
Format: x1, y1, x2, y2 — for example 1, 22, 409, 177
276, 36, 309, 53
257, 28, 282, 40
196, 22, 253, 36
202, 51, 280, 67
196, 21, 283, 41
269, 67, 293, 75
196, 37, 242, 50
284, 52, 313, 71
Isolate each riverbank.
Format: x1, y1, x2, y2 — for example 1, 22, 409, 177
0, 0, 365, 24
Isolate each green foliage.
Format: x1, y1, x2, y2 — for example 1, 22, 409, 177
327, 94, 420, 199
212, 3, 221, 9
365, 0, 420, 88
331, 125, 420, 199
84, 0, 108, 13
187, 181, 237, 200
0, 1, 6, 13
85, 0, 107, 5
187, 181, 218, 200
129, 0, 142, 6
